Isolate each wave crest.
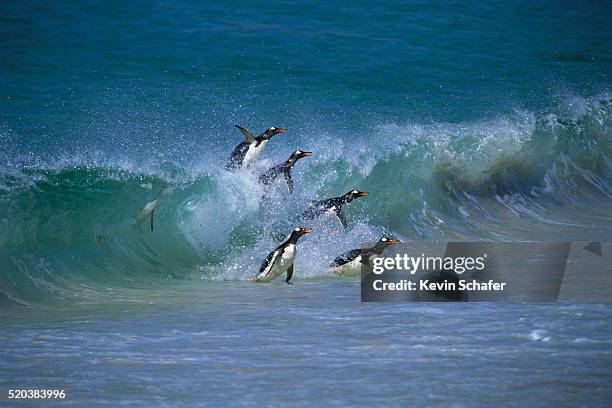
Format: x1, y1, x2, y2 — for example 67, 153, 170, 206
1, 94, 611, 305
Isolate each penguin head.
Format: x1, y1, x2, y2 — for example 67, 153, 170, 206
290, 150, 312, 162
294, 226, 313, 235
290, 227, 313, 241
345, 189, 369, 202
262, 127, 287, 139
379, 237, 400, 246
373, 237, 400, 253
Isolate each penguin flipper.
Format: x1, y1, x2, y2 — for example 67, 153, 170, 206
150, 207, 155, 231
285, 264, 294, 283
259, 248, 282, 277
235, 125, 255, 142
336, 209, 348, 228
284, 170, 294, 194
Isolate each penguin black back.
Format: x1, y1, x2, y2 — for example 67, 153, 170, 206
331, 237, 400, 277
259, 150, 311, 193
226, 125, 287, 170
300, 189, 369, 228
331, 237, 400, 267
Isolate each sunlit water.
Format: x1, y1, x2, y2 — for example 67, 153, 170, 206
2, 282, 612, 406
1, 0, 611, 405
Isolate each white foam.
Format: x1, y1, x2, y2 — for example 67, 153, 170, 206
529, 329, 552, 342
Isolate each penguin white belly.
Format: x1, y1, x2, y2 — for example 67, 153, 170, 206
242, 140, 268, 168
255, 244, 295, 282
334, 255, 363, 277
324, 206, 336, 216
136, 199, 158, 224
141, 199, 158, 215
321, 206, 339, 223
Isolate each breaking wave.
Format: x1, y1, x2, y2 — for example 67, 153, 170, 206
1, 94, 611, 306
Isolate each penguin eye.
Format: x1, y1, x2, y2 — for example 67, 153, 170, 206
352, 190, 358, 194
382, 238, 388, 241
296, 150, 301, 154
270, 127, 276, 131
294, 228, 300, 232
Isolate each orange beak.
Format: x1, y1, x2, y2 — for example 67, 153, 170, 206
301, 227, 313, 233
388, 239, 400, 244
275, 128, 287, 133
299, 151, 312, 157
357, 191, 369, 197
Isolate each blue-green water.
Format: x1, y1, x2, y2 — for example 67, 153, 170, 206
1, 1, 611, 406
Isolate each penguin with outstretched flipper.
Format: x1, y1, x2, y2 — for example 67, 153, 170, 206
136, 184, 167, 232
226, 125, 287, 170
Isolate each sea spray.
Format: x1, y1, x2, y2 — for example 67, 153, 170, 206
1, 94, 611, 305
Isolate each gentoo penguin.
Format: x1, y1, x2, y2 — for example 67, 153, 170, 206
136, 185, 166, 231
252, 227, 313, 283
226, 125, 287, 170
300, 189, 369, 228
331, 237, 400, 277
258, 150, 312, 193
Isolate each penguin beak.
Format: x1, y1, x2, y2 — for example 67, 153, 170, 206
301, 227, 313, 233
274, 128, 287, 134
357, 191, 369, 197
388, 239, 400, 244
299, 151, 312, 158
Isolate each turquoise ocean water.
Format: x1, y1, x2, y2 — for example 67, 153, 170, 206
1, 1, 611, 406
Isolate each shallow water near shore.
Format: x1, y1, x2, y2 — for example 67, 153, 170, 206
2, 281, 612, 407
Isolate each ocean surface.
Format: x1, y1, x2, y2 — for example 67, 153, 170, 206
1, 0, 611, 406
